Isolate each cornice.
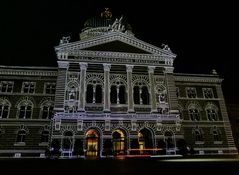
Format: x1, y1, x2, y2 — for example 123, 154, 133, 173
175, 75, 222, 83
0, 69, 58, 77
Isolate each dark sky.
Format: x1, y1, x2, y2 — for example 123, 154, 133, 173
1, 1, 238, 104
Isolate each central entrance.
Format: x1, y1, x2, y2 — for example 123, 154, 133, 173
85, 129, 99, 157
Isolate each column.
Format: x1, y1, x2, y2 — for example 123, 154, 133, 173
126, 65, 134, 113
78, 62, 88, 112
164, 67, 179, 114
54, 61, 69, 112
103, 63, 111, 113
148, 66, 157, 113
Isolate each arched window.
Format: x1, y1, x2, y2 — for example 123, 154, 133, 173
207, 109, 218, 121
42, 106, 54, 119
110, 86, 117, 104
212, 127, 222, 142
16, 129, 26, 143
205, 104, 218, 121
95, 85, 102, 103
41, 130, 49, 143
133, 86, 140, 104
17, 100, 33, 119
194, 130, 203, 142
119, 86, 126, 104
0, 99, 11, 118
188, 104, 201, 121
41, 101, 54, 119
213, 130, 221, 142
86, 84, 93, 103
141, 86, 149, 104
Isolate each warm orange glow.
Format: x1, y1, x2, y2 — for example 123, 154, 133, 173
128, 148, 162, 151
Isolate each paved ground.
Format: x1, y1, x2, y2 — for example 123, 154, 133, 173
1, 155, 239, 175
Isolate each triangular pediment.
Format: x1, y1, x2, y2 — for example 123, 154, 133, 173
82, 40, 150, 54
55, 31, 176, 58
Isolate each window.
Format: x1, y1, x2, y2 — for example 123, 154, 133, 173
133, 86, 140, 104
0, 81, 14, 93
22, 82, 35, 93
45, 83, 56, 94
110, 85, 126, 104
41, 130, 49, 143
213, 130, 221, 142
189, 108, 200, 121
18, 100, 33, 119
186, 87, 197, 98
16, 129, 26, 143
203, 88, 214, 98
86, 84, 93, 103
110, 86, 117, 104
206, 109, 218, 121
41, 106, 54, 119
119, 86, 126, 104
134, 85, 149, 105
19, 106, 32, 119
141, 86, 149, 104
0, 100, 11, 119
95, 85, 102, 103
195, 130, 203, 142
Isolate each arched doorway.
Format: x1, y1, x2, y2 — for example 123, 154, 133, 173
62, 131, 74, 157
164, 131, 176, 155
112, 129, 126, 155
138, 128, 153, 154
85, 129, 100, 157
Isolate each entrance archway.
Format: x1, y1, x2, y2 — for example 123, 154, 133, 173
164, 131, 176, 154
112, 129, 126, 155
138, 128, 153, 154
62, 131, 74, 157
85, 129, 100, 157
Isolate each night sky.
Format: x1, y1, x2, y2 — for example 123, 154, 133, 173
1, 1, 238, 104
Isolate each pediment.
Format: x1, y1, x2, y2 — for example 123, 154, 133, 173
82, 40, 150, 54
55, 31, 176, 58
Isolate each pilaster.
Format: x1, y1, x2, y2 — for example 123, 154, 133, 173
148, 66, 157, 113
126, 65, 134, 113
103, 63, 111, 113
78, 62, 88, 112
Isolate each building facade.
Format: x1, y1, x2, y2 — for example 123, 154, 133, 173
0, 10, 237, 158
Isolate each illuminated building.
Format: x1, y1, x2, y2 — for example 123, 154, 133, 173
0, 9, 237, 158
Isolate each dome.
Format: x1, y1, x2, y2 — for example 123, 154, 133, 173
80, 8, 133, 40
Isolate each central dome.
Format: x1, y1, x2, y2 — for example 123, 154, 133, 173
80, 8, 133, 40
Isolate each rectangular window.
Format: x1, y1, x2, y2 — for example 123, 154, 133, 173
0, 81, 14, 93
186, 87, 197, 98
45, 83, 56, 94
203, 88, 214, 98
22, 82, 35, 93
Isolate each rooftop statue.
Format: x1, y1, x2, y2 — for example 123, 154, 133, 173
60, 36, 71, 45
162, 44, 171, 52
108, 16, 125, 32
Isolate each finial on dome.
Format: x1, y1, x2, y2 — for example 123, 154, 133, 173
101, 7, 112, 19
